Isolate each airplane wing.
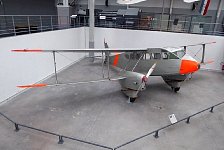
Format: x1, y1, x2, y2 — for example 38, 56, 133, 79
11, 42, 216, 53
11, 48, 149, 53
17, 77, 126, 88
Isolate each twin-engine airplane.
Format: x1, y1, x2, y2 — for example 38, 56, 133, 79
12, 41, 215, 102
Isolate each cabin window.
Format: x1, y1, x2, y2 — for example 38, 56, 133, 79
145, 53, 155, 60
125, 54, 130, 59
128, 52, 144, 60
162, 52, 168, 59
136, 53, 142, 60
154, 53, 161, 59
130, 53, 135, 59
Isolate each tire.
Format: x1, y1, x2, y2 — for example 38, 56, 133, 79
130, 98, 136, 103
174, 87, 180, 93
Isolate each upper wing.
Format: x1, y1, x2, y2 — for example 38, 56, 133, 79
11, 42, 216, 53
11, 48, 149, 53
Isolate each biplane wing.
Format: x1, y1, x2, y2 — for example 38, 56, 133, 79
11, 48, 149, 53
17, 77, 126, 88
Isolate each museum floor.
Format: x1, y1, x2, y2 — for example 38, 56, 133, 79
1, 58, 224, 150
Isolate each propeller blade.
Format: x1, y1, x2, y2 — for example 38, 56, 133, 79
146, 63, 157, 78
135, 63, 157, 96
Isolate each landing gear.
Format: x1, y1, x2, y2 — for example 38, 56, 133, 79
128, 97, 136, 103
171, 87, 180, 93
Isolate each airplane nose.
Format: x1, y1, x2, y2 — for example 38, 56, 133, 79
180, 59, 199, 74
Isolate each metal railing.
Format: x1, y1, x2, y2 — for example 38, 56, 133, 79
1, 100, 224, 150
0, 15, 74, 38
0, 14, 224, 38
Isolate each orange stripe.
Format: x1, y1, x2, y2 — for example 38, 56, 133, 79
12, 49, 43, 52
113, 54, 119, 66
17, 84, 47, 88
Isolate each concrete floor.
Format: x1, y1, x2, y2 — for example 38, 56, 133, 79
0, 58, 224, 150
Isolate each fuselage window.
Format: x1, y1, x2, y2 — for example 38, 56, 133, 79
162, 52, 169, 59
136, 53, 142, 60
125, 54, 130, 59
130, 53, 135, 59
145, 53, 154, 60
154, 53, 161, 59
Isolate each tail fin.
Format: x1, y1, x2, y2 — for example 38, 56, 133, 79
195, 0, 211, 16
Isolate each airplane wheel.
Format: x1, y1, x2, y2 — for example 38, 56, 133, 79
171, 87, 180, 93
174, 87, 180, 93
130, 98, 136, 103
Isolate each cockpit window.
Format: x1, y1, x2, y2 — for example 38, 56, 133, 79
176, 50, 185, 58
168, 52, 179, 59
172, 50, 185, 59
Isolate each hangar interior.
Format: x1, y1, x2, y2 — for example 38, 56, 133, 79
0, 0, 224, 150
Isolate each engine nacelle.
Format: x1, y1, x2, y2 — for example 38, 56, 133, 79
119, 71, 147, 98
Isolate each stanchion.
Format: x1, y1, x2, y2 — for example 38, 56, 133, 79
58, 136, 64, 144
186, 117, 190, 124
14, 123, 19, 132
154, 130, 159, 138
210, 107, 214, 113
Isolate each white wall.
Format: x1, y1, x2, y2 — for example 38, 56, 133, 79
0, 28, 86, 103
93, 28, 224, 71
1, 27, 224, 103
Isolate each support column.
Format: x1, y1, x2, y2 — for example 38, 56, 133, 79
57, 0, 72, 28
89, 0, 95, 61
214, 0, 224, 33
169, 0, 174, 15
63, 0, 69, 6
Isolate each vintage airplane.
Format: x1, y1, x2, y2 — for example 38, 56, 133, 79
11, 41, 215, 102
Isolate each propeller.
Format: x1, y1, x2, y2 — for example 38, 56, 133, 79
135, 63, 157, 96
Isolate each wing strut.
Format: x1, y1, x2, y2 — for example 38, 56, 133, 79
201, 44, 205, 64
53, 51, 59, 84
101, 51, 105, 78
107, 52, 110, 79
131, 53, 144, 72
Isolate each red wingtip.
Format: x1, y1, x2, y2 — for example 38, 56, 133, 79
11, 49, 43, 52
204, 60, 214, 64
17, 84, 47, 88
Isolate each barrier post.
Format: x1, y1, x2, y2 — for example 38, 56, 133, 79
58, 136, 64, 144
154, 130, 159, 138
14, 123, 19, 132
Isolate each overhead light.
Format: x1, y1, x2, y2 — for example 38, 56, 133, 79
183, 0, 200, 3
117, 0, 146, 5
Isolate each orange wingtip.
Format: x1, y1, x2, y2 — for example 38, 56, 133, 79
11, 49, 43, 52
17, 84, 47, 88
202, 60, 214, 65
